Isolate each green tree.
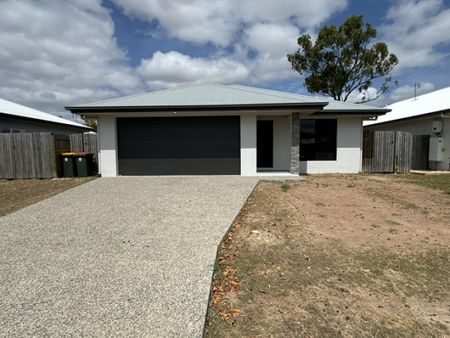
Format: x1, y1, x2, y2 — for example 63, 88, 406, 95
82, 116, 97, 130
287, 15, 398, 102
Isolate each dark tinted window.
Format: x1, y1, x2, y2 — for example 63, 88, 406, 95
300, 119, 337, 161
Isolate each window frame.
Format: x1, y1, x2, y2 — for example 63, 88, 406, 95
299, 119, 337, 161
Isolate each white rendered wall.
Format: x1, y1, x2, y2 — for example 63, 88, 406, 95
240, 113, 257, 175
300, 118, 363, 174
97, 116, 118, 177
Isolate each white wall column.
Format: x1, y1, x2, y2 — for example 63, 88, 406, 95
97, 116, 118, 177
240, 113, 257, 175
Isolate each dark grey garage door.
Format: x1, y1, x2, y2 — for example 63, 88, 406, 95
117, 116, 240, 175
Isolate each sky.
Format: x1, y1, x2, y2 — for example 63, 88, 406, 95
1, 0, 450, 120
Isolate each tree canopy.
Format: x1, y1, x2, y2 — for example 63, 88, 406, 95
287, 15, 398, 102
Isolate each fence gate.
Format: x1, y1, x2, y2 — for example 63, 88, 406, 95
363, 130, 413, 173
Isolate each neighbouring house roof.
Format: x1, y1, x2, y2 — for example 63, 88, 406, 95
0, 97, 90, 129
364, 86, 450, 127
66, 83, 389, 115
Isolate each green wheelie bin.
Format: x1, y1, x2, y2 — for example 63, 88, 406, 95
74, 152, 94, 177
61, 152, 77, 177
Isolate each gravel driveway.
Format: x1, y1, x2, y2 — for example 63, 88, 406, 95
0, 176, 258, 337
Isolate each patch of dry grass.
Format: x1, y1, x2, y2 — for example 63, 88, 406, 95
396, 174, 450, 194
0, 178, 95, 217
205, 175, 450, 338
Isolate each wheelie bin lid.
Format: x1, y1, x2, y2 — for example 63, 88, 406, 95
62, 152, 93, 156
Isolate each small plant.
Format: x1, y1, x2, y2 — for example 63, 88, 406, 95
371, 224, 381, 229
401, 202, 418, 210
386, 220, 401, 226
281, 183, 290, 192
316, 202, 326, 207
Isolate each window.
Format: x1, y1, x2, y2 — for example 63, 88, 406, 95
300, 119, 337, 161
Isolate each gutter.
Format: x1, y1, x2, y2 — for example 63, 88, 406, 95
365, 109, 450, 127
314, 108, 390, 116
65, 102, 329, 114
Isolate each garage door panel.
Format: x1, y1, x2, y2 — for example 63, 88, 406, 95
117, 116, 240, 175
119, 158, 240, 175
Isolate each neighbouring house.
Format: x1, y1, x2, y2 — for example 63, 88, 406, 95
0, 97, 91, 134
66, 84, 388, 177
364, 87, 450, 171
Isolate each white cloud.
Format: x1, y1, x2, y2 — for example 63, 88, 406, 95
112, 0, 235, 46
137, 51, 249, 88
112, 0, 347, 46
242, 23, 301, 83
137, 23, 303, 89
381, 0, 450, 70
0, 0, 350, 110
244, 23, 300, 58
238, 0, 347, 28
4, 0, 449, 117
0, 0, 142, 114
347, 87, 380, 104
358, 82, 436, 107
388, 82, 435, 101
111, 0, 348, 89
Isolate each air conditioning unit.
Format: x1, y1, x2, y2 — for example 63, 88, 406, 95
429, 136, 444, 161
432, 120, 443, 134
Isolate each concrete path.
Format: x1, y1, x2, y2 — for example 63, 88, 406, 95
0, 177, 259, 337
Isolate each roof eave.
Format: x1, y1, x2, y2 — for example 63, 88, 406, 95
65, 102, 329, 114
0, 112, 92, 130
365, 110, 450, 127
315, 108, 391, 116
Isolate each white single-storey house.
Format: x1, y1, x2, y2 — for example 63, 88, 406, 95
0, 97, 91, 134
66, 84, 388, 176
364, 87, 450, 171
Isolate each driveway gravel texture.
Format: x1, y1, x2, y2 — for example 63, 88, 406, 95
0, 176, 259, 337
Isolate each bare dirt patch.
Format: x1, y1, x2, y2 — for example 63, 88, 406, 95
0, 178, 95, 217
205, 175, 450, 338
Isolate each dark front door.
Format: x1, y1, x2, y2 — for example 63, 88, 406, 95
117, 116, 240, 175
257, 120, 273, 168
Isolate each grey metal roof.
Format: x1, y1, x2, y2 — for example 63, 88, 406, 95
67, 83, 388, 113
0, 97, 90, 129
365, 86, 450, 126
228, 85, 387, 111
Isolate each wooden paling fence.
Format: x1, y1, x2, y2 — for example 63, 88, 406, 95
69, 133, 98, 161
0, 133, 66, 178
363, 130, 413, 173
0, 132, 97, 179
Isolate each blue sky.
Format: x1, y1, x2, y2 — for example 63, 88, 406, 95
1, 0, 450, 118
